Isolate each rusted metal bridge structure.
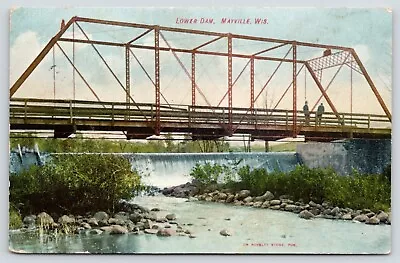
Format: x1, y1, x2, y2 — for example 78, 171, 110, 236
10, 16, 392, 142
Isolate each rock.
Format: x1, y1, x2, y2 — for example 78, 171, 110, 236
342, 213, 352, 220
151, 208, 160, 212
136, 222, 145, 230
353, 214, 369, 222
362, 208, 372, 214
261, 201, 270, 208
98, 219, 109, 227
330, 207, 340, 216
88, 218, 98, 226
322, 209, 331, 215
143, 219, 153, 229
309, 208, 321, 216
270, 200, 281, 206
309, 201, 318, 207
114, 212, 128, 221
184, 229, 192, 234
299, 210, 314, 220
322, 201, 331, 208
189, 234, 196, 238
81, 222, 92, 229
226, 194, 235, 203
108, 218, 125, 225
270, 205, 281, 210
36, 212, 54, 226
157, 228, 176, 237
93, 211, 109, 222
219, 229, 232, 236
164, 224, 171, 228
376, 212, 389, 223
253, 202, 263, 208
169, 221, 178, 225
23, 215, 36, 227
129, 213, 143, 223
245, 202, 254, 206
262, 191, 275, 201
100, 226, 114, 232
110, 225, 128, 234
166, 214, 176, 220
218, 193, 228, 200
253, 196, 265, 202
88, 229, 103, 235
151, 224, 160, 230
233, 201, 243, 206
365, 212, 375, 218
144, 229, 158, 235
205, 197, 212, 202
366, 216, 380, 225
237, 190, 251, 200
284, 205, 298, 212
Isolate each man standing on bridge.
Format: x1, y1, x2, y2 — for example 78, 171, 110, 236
316, 102, 324, 126
303, 101, 310, 125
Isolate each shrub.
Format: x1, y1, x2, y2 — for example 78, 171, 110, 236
9, 154, 142, 216
9, 205, 23, 230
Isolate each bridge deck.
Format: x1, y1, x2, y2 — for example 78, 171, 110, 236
10, 98, 391, 141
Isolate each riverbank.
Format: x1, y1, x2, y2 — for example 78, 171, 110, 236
162, 182, 391, 226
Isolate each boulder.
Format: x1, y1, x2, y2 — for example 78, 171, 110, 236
299, 210, 314, 220
218, 193, 228, 200
189, 234, 196, 238
365, 212, 375, 218
253, 196, 265, 202
129, 213, 143, 223
205, 197, 213, 202
136, 222, 145, 230
226, 194, 235, 203
110, 225, 128, 234
237, 190, 251, 200
330, 207, 340, 216
23, 215, 36, 227
108, 218, 125, 225
270, 200, 281, 206
36, 212, 54, 226
279, 195, 291, 200
243, 196, 253, 203
219, 229, 232, 236
253, 202, 263, 208
341, 213, 352, 220
284, 205, 298, 212
376, 212, 389, 223
80, 222, 91, 229
261, 201, 270, 208
366, 216, 380, 225
262, 191, 275, 201
233, 201, 243, 206
93, 211, 109, 222
166, 214, 176, 220
353, 214, 369, 222
184, 229, 192, 234
270, 205, 281, 210
309, 201, 318, 207
87, 218, 98, 226
144, 212, 158, 221
100, 226, 114, 232
88, 229, 103, 235
58, 215, 75, 225
322, 209, 331, 215
151, 208, 161, 212
144, 228, 158, 235
157, 228, 176, 237
143, 219, 153, 229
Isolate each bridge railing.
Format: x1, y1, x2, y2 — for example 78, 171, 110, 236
10, 98, 391, 132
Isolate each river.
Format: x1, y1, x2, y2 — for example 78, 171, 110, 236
8, 152, 391, 254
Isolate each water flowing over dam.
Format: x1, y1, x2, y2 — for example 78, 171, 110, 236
9, 151, 301, 188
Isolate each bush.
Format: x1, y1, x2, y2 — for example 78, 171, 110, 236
9, 154, 142, 216
191, 163, 391, 212
9, 205, 23, 230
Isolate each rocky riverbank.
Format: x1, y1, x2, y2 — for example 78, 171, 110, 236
17, 200, 214, 239
162, 182, 391, 226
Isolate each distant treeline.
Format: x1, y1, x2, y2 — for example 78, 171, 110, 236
9, 133, 230, 153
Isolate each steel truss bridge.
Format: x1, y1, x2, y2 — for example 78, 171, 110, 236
10, 16, 392, 142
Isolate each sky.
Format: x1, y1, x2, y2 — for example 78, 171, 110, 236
9, 7, 392, 116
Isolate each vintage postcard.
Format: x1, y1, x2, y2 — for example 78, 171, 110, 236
8, 7, 392, 254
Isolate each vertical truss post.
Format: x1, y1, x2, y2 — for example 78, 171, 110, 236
125, 45, 130, 120
292, 42, 297, 137
228, 34, 233, 135
250, 57, 255, 113
191, 52, 196, 110
72, 22, 76, 101
154, 27, 161, 135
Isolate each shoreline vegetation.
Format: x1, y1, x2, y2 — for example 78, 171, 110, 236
162, 163, 391, 225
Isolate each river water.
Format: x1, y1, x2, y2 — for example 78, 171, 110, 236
8, 152, 391, 254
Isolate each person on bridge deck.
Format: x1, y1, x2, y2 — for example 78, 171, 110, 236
303, 101, 310, 125
316, 102, 325, 126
